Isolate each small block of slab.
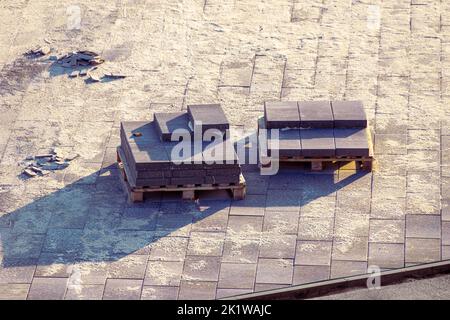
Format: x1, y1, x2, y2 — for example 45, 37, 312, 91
187, 104, 229, 135
300, 129, 335, 157
154, 112, 191, 141
264, 101, 300, 129
268, 129, 302, 157
298, 101, 334, 128
334, 128, 370, 157
332, 101, 367, 128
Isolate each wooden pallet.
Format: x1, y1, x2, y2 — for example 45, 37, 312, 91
260, 154, 373, 171
116, 147, 246, 202
258, 126, 374, 172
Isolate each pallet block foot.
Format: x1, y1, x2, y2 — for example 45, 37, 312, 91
232, 187, 246, 200
362, 160, 372, 171
182, 190, 196, 200
130, 191, 144, 203
311, 161, 323, 171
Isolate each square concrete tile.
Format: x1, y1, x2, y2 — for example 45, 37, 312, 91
295, 241, 332, 266
268, 128, 302, 157
330, 260, 368, 278
298, 217, 334, 241
263, 211, 299, 234
230, 195, 265, 216
218, 263, 257, 289
148, 237, 188, 261
35, 254, 74, 278
43, 228, 83, 254
187, 232, 225, 256
406, 214, 441, 238
259, 234, 296, 259
293, 265, 330, 285
145, 261, 184, 286
141, 286, 179, 300
331, 101, 367, 128
182, 256, 221, 282
72, 262, 108, 285
406, 192, 440, 215
0, 263, 36, 284
374, 134, 407, 155
334, 129, 369, 157
227, 215, 263, 235
332, 237, 369, 261
369, 219, 405, 243
244, 172, 269, 195
0, 284, 30, 300
334, 214, 369, 238
370, 196, 406, 219
300, 129, 336, 157
256, 258, 293, 285
28, 277, 68, 300
264, 101, 300, 129
155, 214, 192, 237
408, 129, 440, 150
178, 281, 217, 300
407, 171, 440, 194
336, 193, 371, 215
368, 243, 404, 269
103, 279, 143, 300
65, 285, 104, 300
222, 239, 260, 264
372, 175, 407, 198
187, 104, 229, 134
298, 101, 334, 128
192, 203, 229, 232
107, 255, 148, 279
301, 196, 336, 218
405, 238, 441, 263
266, 189, 301, 212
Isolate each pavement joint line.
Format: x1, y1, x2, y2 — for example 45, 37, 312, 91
223, 259, 450, 300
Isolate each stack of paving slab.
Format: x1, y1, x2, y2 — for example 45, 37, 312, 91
260, 101, 370, 158
119, 104, 241, 188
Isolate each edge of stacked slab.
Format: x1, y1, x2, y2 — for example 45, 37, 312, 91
119, 104, 242, 189
261, 100, 370, 158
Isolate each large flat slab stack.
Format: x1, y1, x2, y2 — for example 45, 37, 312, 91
118, 104, 244, 201
260, 100, 372, 170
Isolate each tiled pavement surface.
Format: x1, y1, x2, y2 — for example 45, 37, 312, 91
0, 0, 449, 300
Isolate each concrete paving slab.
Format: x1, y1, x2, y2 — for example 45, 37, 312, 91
298, 101, 334, 128
300, 129, 336, 157
331, 101, 367, 128
264, 101, 300, 129
218, 263, 257, 289
188, 104, 229, 135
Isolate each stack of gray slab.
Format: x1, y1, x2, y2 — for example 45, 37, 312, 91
119, 104, 241, 188
262, 100, 369, 158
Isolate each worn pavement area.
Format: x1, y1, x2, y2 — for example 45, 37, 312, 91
0, 0, 449, 299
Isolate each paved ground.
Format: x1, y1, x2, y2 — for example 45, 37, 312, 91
314, 274, 450, 300
0, 0, 449, 300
